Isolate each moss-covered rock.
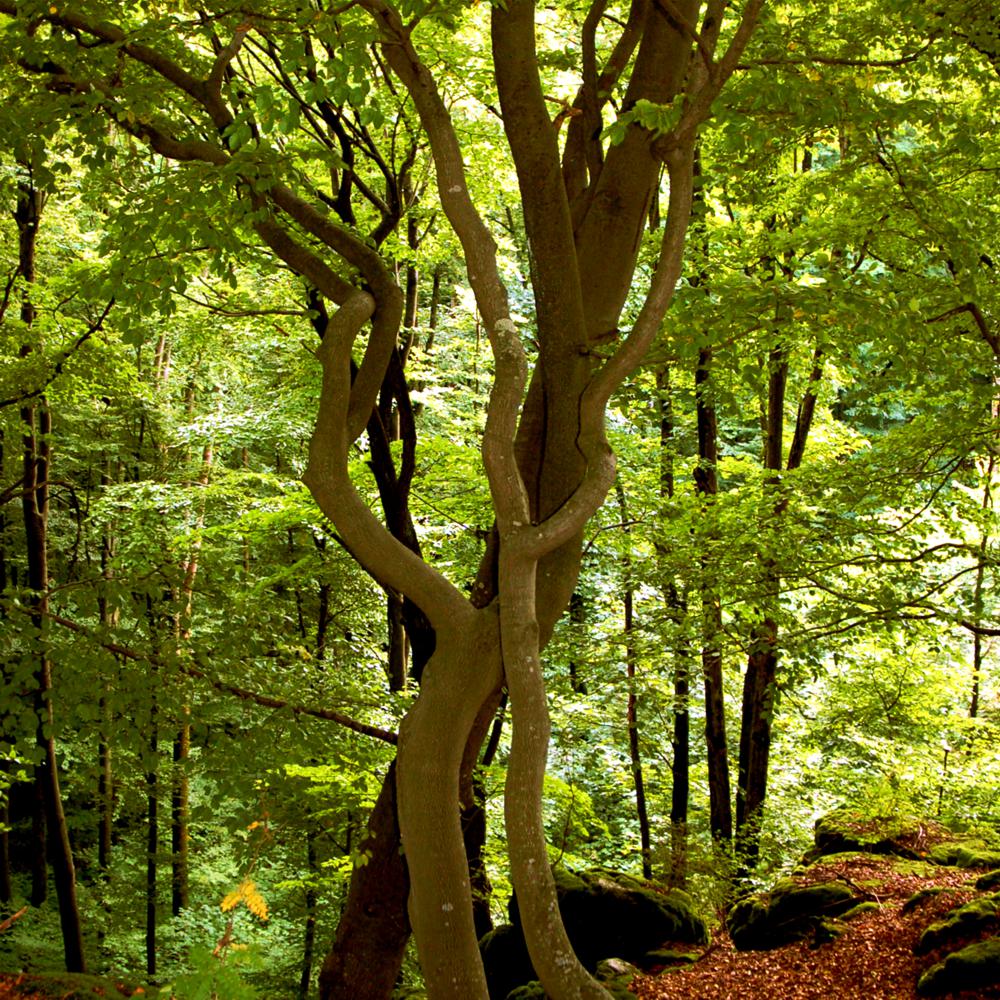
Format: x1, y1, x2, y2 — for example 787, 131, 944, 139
507, 866, 708, 969
977, 870, 1000, 891
929, 842, 1000, 870
903, 887, 952, 915
505, 983, 548, 1000
504, 976, 635, 1000
595, 958, 643, 998
642, 947, 699, 967
727, 877, 859, 950
842, 901, 880, 920
915, 893, 1000, 955
480, 923, 536, 1000
916, 937, 1000, 995
488, 866, 707, 998
806, 809, 943, 862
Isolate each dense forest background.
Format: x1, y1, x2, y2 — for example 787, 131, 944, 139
0, 0, 998, 997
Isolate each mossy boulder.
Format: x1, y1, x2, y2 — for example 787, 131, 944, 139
806, 808, 942, 862
727, 877, 859, 950
484, 867, 707, 998
504, 974, 635, 1000
505, 983, 548, 1000
481, 923, 537, 1000
903, 887, 953, 915
916, 937, 1000, 995
507, 867, 708, 967
928, 842, 1000, 870
915, 893, 1000, 955
643, 947, 699, 967
977, 870, 1000, 891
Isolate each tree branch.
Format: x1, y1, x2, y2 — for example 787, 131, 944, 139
15, 607, 398, 744
304, 292, 470, 630
0, 299, 115, 410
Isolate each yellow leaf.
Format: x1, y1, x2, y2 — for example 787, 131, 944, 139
244, 880, 269, 922
220, 886, 242, 912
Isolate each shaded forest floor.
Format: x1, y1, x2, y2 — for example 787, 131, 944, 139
1, 854, 998, 999
632, 854, 1000, 1000
0, 973, 147, 999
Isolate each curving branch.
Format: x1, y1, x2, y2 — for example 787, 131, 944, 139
360, 0, 510, 330
304, 292, 470, 631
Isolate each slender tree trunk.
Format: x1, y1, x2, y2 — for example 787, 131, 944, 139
98, 698, 113, 872
386, 592, 408, 691
567, 592, 588, 695
299, 826, 319, 999
97, 459, 117, 880
616, 482, 652, 878
694, 348, 733, 843
0, 772, 10, 904
656, 369, 689, 884
146, 701, 158, 979
735, 346, 786, 857
425, 265, 442, 351
318, 764, 411, 1000
0, 433, 11, 905
16, 172, 86, 972
969, 451, 994, 718
171, 722, 189, 916
461, 771, 494, 940
736, 346, 821, 863
172, 436, 212, 915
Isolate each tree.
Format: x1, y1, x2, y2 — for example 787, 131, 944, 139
0, 0, 763, 994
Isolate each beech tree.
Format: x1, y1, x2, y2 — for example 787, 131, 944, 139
0, 0, 765, 995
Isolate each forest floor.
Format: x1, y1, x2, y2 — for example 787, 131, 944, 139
631, 853, 1000, 1000
0, 855, 997, 999
0, 972, 148, 999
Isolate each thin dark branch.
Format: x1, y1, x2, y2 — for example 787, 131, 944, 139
740, 39, 936, 70
0, 299, 115, 409
30, 607, 399, 744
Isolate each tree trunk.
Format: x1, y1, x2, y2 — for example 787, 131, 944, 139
146, 705, 158, 979
694, 348, 733, 843
969, 451, 994, 718
318, 763, 411, 1000
16, 171, 86, 972
171, 721, 190, 915
299, 826, 319, 1000
425, 265, 442, 351
656, 369, 689, 885
461, 772, 494, 940
736, 345, 821, 861
567, 592, 588, 695
616, 481, 652, 879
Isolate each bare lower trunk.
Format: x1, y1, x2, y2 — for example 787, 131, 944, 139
18, 173, 85, 972
318, 764, 410, 1000
736, 620, 777, 864
395, 617, 502, 997
146, 703, 158, 979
